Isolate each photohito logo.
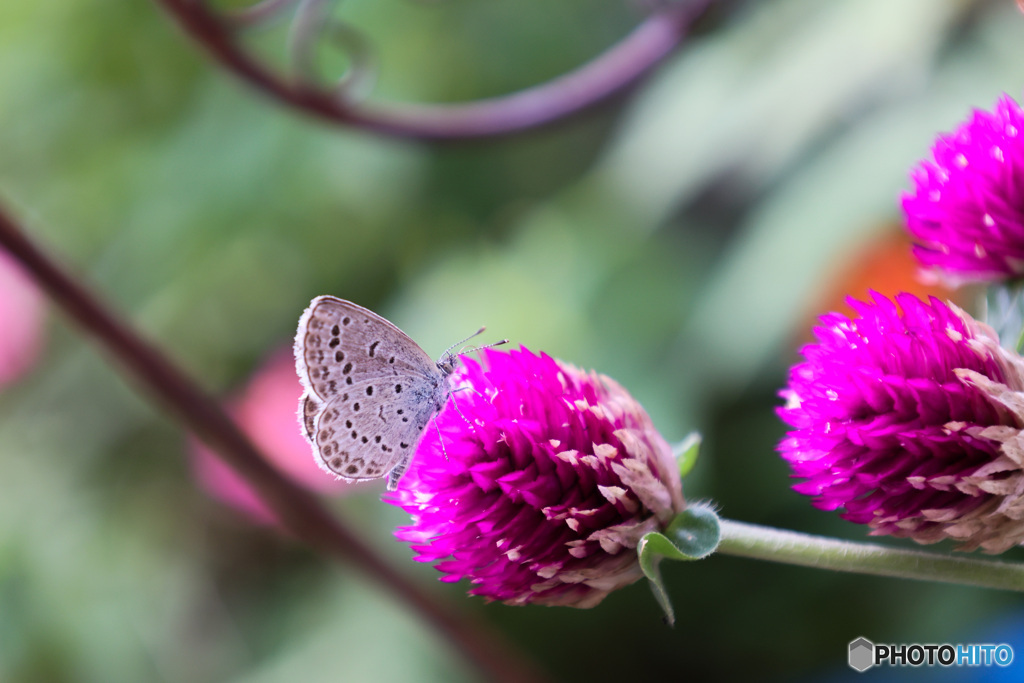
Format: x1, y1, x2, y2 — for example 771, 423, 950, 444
848, 637, 1014, 672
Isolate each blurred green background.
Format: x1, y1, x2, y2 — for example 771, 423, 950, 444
2, 0, 1024, 681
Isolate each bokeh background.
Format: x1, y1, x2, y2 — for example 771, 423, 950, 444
2, 0, 1024, 681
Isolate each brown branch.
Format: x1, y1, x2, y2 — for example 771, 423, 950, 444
153, 0, 713, 140
228, 0, 300, 27
0, 202, 553, 683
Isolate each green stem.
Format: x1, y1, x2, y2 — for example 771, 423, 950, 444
717, 519, 1024, 592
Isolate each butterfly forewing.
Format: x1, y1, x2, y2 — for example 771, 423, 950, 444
296, 296, 437, 403
295, 296, 452, 485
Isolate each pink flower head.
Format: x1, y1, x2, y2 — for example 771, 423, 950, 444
0, 249, 44, 388
192, 349, 354, 525
902, 94, 1024, 283
779, 292, 1024, 553
387, 347, 685, 608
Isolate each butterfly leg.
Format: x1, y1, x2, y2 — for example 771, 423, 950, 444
387, 456, 410, 491
449, 389, 479, 434
431, 414, 451, 462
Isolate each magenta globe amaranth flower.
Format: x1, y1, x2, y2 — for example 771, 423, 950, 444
387, 347, 685, 607
779, 292, 1024, 553
902, 94, 1024, 283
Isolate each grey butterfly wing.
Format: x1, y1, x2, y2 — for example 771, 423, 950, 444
300, 393, 319, 442
295, 296, 449, 485
309, 381, 445, 484
295, 296, 437, 403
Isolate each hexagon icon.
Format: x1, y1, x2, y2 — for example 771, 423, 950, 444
849, 637, 874, 672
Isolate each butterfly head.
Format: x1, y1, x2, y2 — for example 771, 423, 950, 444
437, 351, 460, 376
437, 327, 508, 377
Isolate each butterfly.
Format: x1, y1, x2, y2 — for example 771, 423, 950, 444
294, 296, 495, 490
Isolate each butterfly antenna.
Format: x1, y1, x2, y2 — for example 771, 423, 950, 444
442, 326, 486, 359
468, 338, 510, 354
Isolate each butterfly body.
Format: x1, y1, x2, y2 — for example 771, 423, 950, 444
294, 296, 456, 490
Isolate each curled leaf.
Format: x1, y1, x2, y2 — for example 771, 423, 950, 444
638, 503, 721, 625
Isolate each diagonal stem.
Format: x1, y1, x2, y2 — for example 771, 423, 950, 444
153, 0, 713, 140
0, 202, 553, 683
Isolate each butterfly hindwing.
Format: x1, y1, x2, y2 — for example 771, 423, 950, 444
308, 379, 442, 481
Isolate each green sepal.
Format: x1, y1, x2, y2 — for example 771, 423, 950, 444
983, 280, 1024, 354
637, 502, 721, 626
672, 432, 702, 480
